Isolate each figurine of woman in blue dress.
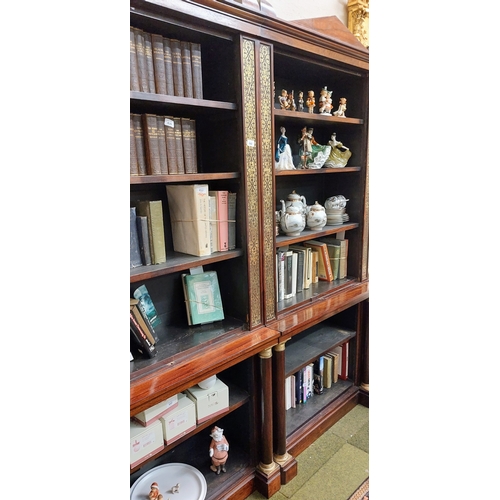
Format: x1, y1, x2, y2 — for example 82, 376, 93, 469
275, 126, 296, 170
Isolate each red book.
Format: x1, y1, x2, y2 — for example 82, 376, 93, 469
339, 342, 349, 380
209, 190, 229, 252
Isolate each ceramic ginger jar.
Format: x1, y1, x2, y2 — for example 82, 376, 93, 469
306, 201, 327, 230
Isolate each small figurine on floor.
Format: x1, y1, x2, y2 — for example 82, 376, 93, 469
306, 90, 315, 113
171, 483, 180, 494
209, 426, 229, 475
297, 91, 304, 112
333, 97, 347, 117
149, 482, 164, 500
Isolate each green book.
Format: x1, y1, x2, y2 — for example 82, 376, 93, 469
326, 243, 341, 280
182, 271, 224, 325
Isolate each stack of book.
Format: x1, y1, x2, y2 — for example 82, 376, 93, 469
130, 27, 203, 99
130, 285, 161, 359
130, 113, 198, 176
284, 342, 349, 409
130, 201, 167, 268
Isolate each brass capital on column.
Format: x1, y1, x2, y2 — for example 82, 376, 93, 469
360, 382, 369, 391
273, 340, 288, 352
273, 452, 292, 466
257, 460, 280, 476
259, 347, 273, 359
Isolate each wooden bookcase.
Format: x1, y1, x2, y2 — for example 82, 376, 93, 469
130, 1, 369, 498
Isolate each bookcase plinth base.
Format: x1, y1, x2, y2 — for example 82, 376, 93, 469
274, 452, 298, 484
254, 463, 282, 499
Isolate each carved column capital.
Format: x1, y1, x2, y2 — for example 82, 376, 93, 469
347, 0, 369, 48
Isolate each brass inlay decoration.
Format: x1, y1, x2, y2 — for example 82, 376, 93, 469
259, 43, 276, 322
242, 38, 262, 328
347, 0, 369, 48
259, 347, 273, 359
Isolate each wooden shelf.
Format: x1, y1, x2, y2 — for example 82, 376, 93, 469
131, 172, 240, 184
130, 249, 244, 282
274, 108, 363, 125
275, 224, 358, 248
275, 167, 361, 176
131, 91, 237, 111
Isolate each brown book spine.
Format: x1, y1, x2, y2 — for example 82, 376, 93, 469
163, 38, 175, 95
132, 114, 147, 175
157, 116, 168, 174
181, 118, 194, 174
173, 117, 185, 173
143, 33, 156, 93
190, 42, 203, 99
180, 41, 194, 98
130, 27, 140, 92
142, 114, 161, 175
134, 28, 149, 92
190, 119, 198, 173
130, 114, 139, 175
151, 34, 167, 94
170, 39, 184, 97
164, 116, 177, 174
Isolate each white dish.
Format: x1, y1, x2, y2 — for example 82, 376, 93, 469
130, 463, 207, 500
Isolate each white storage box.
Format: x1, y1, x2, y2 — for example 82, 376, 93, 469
186, 377, 229, 424
130, 418, 164, 469
159, 393, 196, 445
133, 394, 178, 427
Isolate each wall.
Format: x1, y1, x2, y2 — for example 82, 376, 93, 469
271, 0, 348, 25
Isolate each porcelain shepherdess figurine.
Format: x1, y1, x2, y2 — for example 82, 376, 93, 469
275, 127, 296, 170
298, 127, 331, 169
323, 133, 352, 168
209, 426, 229, 475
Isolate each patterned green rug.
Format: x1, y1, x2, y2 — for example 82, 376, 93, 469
348, 478, 369, 500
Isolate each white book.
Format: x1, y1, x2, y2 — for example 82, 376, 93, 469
291, 252, 298, 296
285, 376, 292, 410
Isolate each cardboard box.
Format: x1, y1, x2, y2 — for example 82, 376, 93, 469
186, 378, 229, 424
133, 394, 178, 427
130, 418, 164, 469
159, 393, 196, 445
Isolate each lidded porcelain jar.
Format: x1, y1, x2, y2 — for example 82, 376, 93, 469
306, 201, 327, 230
280, 205, 306, 236
284, 190, 307, 214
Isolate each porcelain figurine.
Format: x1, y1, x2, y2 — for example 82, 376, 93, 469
324, 90, 333, 115
209, 426, 229, 475
171, 483, 180, 494
323, 133, 352, 168
306, 90, 315, 113
318, 86, 328, 114
306, 201, 327, 230
279, 89, 290, 110
333, 97, 347, 117
297, 91, 304, 112
149, 482, 164, 500
283, 190, 307, 214
280, 203, 305, 236
298, 127, 331, 169
275, 127, 296, 170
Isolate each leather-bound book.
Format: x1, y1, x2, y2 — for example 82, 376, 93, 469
156, 116, 168, 174
133, 28, 149, 92
130, 27, 140, 91
228, 192, 236, 250
143, 33, 156, 94
130, 114, 139, 175
142, 114, 161, 175
135, 200, 166, 265
170, 39, 184, 97
163, 38, 175, 95
180, 41, 194, 98
130, 207, 143, 268
190, 42, 203, 99
151, 33, 167, 94
181, 118, 197, 174
164, 116, 177, 174
136, 215, 152, 266
173, 117, 185, 173
131, 113, 147, 175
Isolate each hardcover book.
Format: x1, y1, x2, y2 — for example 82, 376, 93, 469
182, 270, 224, 325
133, 28, 149, 92
209, 190, 229, 252
130, 207, 143, 269
143, 33, 156, 93
313, 356, 324, 395
228, 192, 236, 250
142, 114, 162, 175
325, 243, 341, 280
209, 195, 218, 254
180, 41, 194, 98
276, 249, 286, 302
323, 354, 333, 389
170, 39, 184, 97
130, 298, 156, 345
130, 311, 157, 358
156, 116, 168, 175
163, 37, 175, 95
151, 33, 167, 94
130, 115, 139, 175
181, 118, 197, 174
303, 240, 333, 282
131, 113, 147, 175
173, 117, 185, 174
133, 284, 161, 332
321, 237, 349, 279
136, 215, 152, 266
164, 116, 177, 174
166, 184, 211, 257
135, 200, 166, 264
130, 27, 140, 92
190, 42, 203, 99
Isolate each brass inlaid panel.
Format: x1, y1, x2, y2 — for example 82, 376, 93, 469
242, 38, 262, 328
259, 43, 276, 322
